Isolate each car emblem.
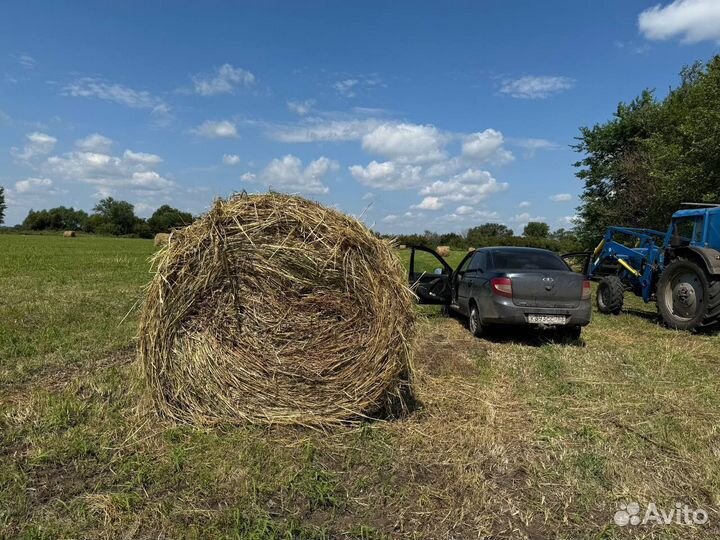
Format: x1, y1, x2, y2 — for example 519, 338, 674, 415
543, 276, 554, 291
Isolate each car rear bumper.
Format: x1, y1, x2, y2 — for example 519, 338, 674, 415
481, 297, 592, 327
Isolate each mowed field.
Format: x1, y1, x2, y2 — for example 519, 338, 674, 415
3, 235, 720, 539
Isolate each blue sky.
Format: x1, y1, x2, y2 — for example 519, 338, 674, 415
1, 1, 719, 233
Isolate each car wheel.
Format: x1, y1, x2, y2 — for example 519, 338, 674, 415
469, 304, 484, 338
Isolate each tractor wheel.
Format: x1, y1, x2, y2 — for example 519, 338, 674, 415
657, 258, 720, 331
596, 276, 624, 315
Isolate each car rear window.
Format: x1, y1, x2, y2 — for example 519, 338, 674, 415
490, 250, 567, 271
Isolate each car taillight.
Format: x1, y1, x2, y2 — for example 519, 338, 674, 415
491, 277, 513, 298
581, 280, 591, 300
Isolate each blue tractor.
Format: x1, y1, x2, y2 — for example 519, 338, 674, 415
569, 203, 720, 331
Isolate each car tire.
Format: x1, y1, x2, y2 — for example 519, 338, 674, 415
468, 304, 484, 338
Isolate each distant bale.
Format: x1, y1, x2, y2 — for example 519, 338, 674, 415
139, 193, 416, 427
398, 244, 407, 250
154, 233, 170, 247
436, 246, 451, 257
468, 247, 475, 252
63, 231, 76, 238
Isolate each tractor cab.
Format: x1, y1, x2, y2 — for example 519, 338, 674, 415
666, 205, 720, 249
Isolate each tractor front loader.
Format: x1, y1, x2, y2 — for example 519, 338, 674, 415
574, 204, 720, 331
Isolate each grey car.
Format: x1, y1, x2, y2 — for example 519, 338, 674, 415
409, 245, 592, 339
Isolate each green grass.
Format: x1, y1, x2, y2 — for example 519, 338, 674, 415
2, 234, 720, 539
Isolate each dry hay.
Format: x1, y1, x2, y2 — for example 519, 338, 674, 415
153, 232, 170, 247
139, 193, 416, 427
468, 246, 475, 252
398, 244, 407, 249
436, 245, 450, 257
63, 230, 76, 238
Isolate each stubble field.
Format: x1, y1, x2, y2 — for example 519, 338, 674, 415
2, 234, 720, 539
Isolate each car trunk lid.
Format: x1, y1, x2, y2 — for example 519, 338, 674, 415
508, 270, 584, 308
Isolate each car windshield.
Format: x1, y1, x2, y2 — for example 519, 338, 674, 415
491, 250, 568, 271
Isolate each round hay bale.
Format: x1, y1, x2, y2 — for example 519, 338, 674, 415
436, 245, 450, 257
468, 247, 475, 252
63, 230, 76, 238
398, 244, 407, 250
139, 193, 416, 427
154, 232, 170, 247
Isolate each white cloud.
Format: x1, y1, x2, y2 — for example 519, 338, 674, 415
639, 0, 720, 43
361, 192, 374, 200
240, 172, 256, 182
499, 76, 574, 99
512, 138, 561, 158
437, 209, 499, 224
362, 123, 447, 164
222, 154, 241, 165
15, 54, 36, 69
192, 64, 255, 96
271, 119, 513, 170
512, 212, 547, 225
332, 75, 383, 97
250, 155, 339, 194
192, 120, 238, 138
334, 79, 359, 97
549, 193, 572, 202
268, 118, 380, 143
42, 148, 175, 193
287, 99, 315, 115
133, 202, 156, 218
15, 177, 53, 193
462, 129, 514, 164
123, 149, 163, 165
11, 132, 57, 161
63, 79, 173, 126
382, 214, 400, 224
63, 78, 166, 109
349, 160, 423, 190
425, 157, 464, 178
419, 169, 509, 205
75, 133, 114, 153
413, 196, 444, 211
129, 171, 174, 190
518, 201, 531, 208
455, 205, 474, 215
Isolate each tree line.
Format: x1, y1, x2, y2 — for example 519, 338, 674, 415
17, 198, 193, 238
390, 221, 581, 253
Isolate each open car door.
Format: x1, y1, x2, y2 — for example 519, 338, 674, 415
408, 245, 453, 304
561, 251, 592, 276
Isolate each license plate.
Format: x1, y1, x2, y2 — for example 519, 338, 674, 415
527, 314, 567, 325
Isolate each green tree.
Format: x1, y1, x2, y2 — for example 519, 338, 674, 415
466, 223, 514, 247
574, 56, 720, 248
0, 186, 6, 225
147, 204, 193, 234
468, 223, 513, 238
92, 197, 137, 235
523, 222, 550, 238
22, 207, 88, 231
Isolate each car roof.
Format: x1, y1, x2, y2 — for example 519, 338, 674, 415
480, 246, 556, 254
